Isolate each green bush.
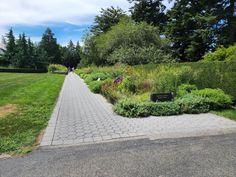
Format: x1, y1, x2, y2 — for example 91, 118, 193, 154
176, 94, 210, 114
88, 81, 103, 93
109, 46, 173, 65
121, 76, 137, 93
89, 73, 109, 81
192, 88, 232, 109
203, 44, 236, 62
0, 68, 47, 73
142, 102, 181, 116
154, 66, 194, 93
95, 18, 172, 65
114, 99, 181, 117
114, 99, 144, 117
177, 84, 198, 97
101, 79, 122, 104
48, 64, 67, 73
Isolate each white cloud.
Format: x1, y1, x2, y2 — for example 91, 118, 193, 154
0, 0, 173, 42
0, 0, 131, 26
0, 0, 132, 38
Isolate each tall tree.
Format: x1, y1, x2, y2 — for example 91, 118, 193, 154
62, 40, 80, 67
40, 28, 61, 64
166, 0, 223, 62
27, 38, 37, 68
129, 0, 167, 32
91, 6, 126, 35
14, 33, 28, 67
4, 28, 16, 65
221, 0, 236, 45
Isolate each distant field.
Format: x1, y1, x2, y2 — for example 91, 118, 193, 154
0, 73, 65, 154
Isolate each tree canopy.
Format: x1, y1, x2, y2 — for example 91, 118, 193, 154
91, 6, 127, 35
1, 28, 81, 69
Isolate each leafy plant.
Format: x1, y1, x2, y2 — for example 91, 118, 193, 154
192, 88, 232, 110
176, 94, 210, 114
88, 81, 104, 93
177, 84, 197, 97
154, 66, 194, 93
121, 76, 137, 93
114, 99, 181, 117
203, 44, 236, 62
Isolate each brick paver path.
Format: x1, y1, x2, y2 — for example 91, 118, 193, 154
41, 73, 236, 146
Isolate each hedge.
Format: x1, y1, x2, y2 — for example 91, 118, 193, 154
0, 68, 47, 73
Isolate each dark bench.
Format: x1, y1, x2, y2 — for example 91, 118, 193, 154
150, 92, 174, 102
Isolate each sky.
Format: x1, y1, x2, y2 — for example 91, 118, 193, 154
0, 0, 173, 46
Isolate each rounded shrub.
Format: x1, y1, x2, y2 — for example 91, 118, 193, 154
114, 99, 181, 117
191, 88, 232, 109
176, 94, 210, 114
122, 76, 137, 93
114, 99, 143, 117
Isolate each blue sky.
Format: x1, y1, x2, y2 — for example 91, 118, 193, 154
0, 0, 173, 46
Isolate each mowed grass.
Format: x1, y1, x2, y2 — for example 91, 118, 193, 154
0, 73, 65, 154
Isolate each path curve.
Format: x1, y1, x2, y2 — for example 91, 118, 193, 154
41, 73, 236, 146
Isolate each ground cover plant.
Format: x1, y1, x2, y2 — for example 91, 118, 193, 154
213, 107, 236, 121
0, 73, 65, 154
76, 61, 235, 118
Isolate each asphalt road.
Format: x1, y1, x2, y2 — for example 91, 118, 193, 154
1, 134, 236, 177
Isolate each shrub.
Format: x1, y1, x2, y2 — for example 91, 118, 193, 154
176, 94, 210, 114
0, 68, 47, 73
203, 44, 236, 62
142, 102, 181, 116
95, 18, 172, 65
154, 66, 194, 93
101, 79, 122, 103
192, 88, 232, 109
138, 79, 154, 92
114, 99, 181, 117
121, 76, 137, 93
108, 46, 173, 65
90, 72, 109, 81
177, 84, 198, 97
48, 64, 67, 73
88, 81, 103, 93
114, 99, 145, 117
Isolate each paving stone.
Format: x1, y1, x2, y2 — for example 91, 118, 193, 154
41, 73, 236, 147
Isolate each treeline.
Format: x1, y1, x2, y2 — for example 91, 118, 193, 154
81, 0, 236, 66
1, 28, 81, 69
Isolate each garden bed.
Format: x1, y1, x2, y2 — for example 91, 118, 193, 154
76, 61, 235, 118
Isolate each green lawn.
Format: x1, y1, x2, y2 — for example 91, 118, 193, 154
213, 107, 236, 121
0, 73, 65, 154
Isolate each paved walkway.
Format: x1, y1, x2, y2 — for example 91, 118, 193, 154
41, 73, 236, 146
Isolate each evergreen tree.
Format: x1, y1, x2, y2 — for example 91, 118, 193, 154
40, 28, 61, 64
165, 0, 236, 61
14, 33, 28, 67
62, 40, 80, 67
129, 0, 167, 32
91, 6, 126, 35
27, 38, 37, 68
166, 0, 222, 61
4, 28, 16, 65
218, 0, 236, 45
